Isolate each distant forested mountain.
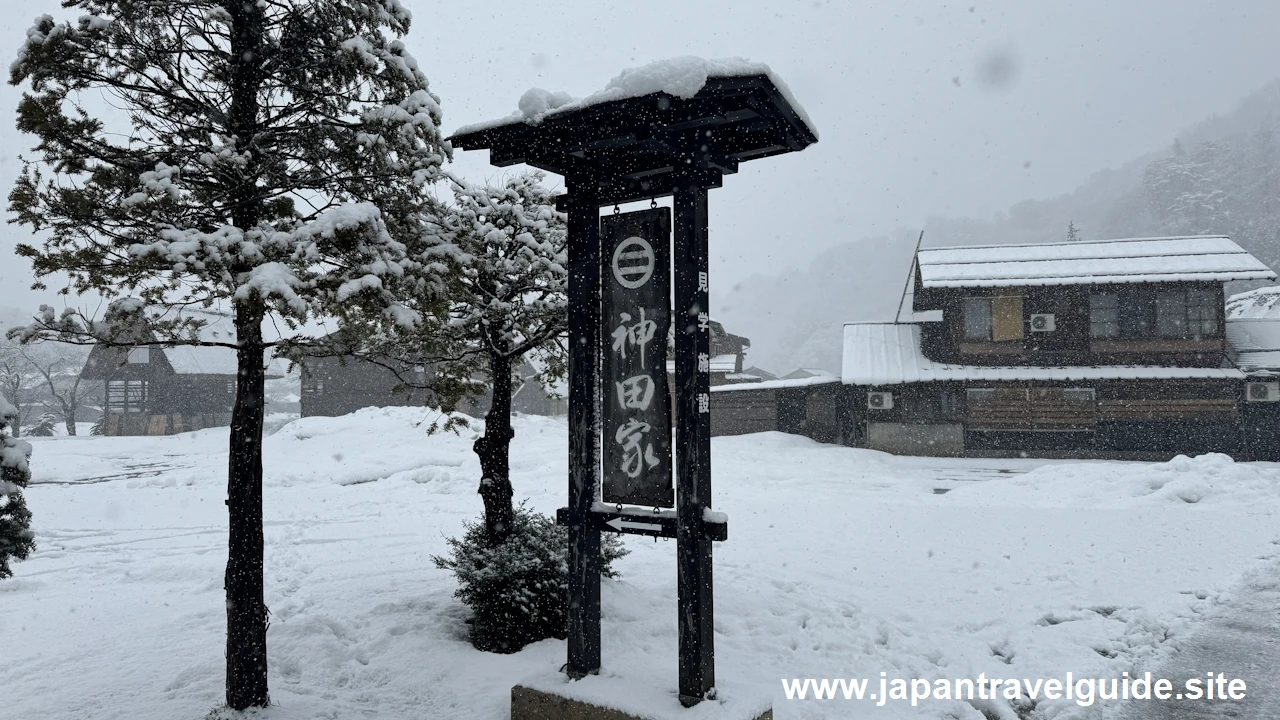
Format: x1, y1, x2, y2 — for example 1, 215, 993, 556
719, 79, 1280, 376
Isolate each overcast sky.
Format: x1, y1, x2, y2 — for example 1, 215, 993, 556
2, 0, 1279, 315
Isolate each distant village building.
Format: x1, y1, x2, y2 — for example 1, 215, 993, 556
665, 318, 755, 386
298, 354, 567, 419
739, 366, 778, 382
79, 310, 282, 436
841, 235, 1276, 458
698, 324, 844, 440
780, 368, 838, 381
297, 354, 435, 418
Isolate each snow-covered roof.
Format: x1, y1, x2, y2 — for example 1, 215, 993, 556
453, 56, 817, 139
1225, 318, 1280, 374
162, 310, 239, 374
1227, 286, 1280, 320
781, 368, 838, 381
710, 354, 738, 373
916, 236, 1275, 289
664, 356, 739, 375
842, 322, 1244, 385
711, 375, 839, 392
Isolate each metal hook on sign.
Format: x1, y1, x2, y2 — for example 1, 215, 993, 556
613, 205, 621, 215
616, 503, 623, 513
652, 506, 661, 515
650, 198, 658, 209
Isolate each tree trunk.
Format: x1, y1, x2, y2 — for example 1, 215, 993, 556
224, 0, 268, 709
62, 400, 76, 436
225, 303, 269, 709
475, 352, 515, 546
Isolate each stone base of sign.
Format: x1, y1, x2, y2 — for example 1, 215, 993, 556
511, 683, 772, 720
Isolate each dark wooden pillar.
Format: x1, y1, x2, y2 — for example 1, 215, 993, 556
673, 169, 715, 706
565, 175, 603, 679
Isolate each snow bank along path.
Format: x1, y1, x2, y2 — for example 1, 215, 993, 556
3, 407, 1280, 719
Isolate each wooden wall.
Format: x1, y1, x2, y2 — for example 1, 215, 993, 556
917, 281, 1226, 367
708, 382, 841, 443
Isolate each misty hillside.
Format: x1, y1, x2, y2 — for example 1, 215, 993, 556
720, 79, 1280, 376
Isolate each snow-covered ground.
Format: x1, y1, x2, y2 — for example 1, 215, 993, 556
2, 407, 1279, 720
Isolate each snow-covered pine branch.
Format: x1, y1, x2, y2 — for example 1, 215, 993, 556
391, 170, 567, 546
0, 392, 35, 579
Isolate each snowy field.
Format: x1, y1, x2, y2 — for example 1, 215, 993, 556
3, 407, 1280, 720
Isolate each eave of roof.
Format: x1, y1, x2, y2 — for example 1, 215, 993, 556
842, 322, 1244, 385
916, 235, 1275, 289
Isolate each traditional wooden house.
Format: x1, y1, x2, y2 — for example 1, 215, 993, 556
841, 235, 1277, 458
79, 310, 281, 436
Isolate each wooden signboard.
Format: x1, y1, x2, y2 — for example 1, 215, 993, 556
600, 208, 674, 507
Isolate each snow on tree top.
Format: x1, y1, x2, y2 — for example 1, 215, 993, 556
452, 56, 817, 139
0, 395, 17, 427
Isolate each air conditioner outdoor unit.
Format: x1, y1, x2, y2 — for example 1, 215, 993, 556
867, 391, 894, 410
1246, 381, 1280, 402
1029, 314, 1056, 332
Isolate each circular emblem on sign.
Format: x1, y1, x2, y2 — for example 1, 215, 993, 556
611, 236, 656, 289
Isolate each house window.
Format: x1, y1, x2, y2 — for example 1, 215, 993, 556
940, 390, 960, 418
301, 377, 323, 394
106, 379, 147, 413
127, 347, 151, 364
1187, 289, 1219, 337
963, 298, 992, 340
966, 388, 995, 404
226, 379, 235, 394
1156, 288, 1219, 339
1063, 388, 1096, 403
964, 296, 1023, 341
1089, 294, 1120, 338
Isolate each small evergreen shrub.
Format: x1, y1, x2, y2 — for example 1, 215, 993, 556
433, 502, 628, 653
1, 396, 35, 579
89, 414, 105, 436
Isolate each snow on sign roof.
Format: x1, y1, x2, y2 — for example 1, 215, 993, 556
452, 56, 817, 139
842, 322, 1244, 385
916, 236, 1275, 288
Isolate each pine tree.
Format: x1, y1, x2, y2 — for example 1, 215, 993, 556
417, 172, 567, 546
8, 2, 448, 708
0, 394, 35, 580
28, 413, 56, 437
1066, 221, 1080, 242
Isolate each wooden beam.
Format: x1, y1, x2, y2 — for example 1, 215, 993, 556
672, 165, 715, 708
564, 174, 602, 680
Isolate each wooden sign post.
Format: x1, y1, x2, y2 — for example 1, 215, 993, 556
450, 70, 816, 712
